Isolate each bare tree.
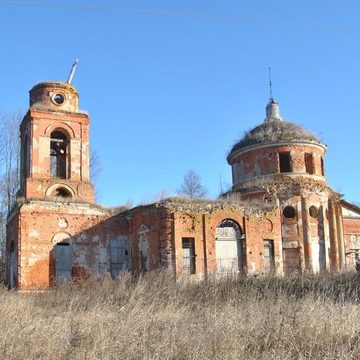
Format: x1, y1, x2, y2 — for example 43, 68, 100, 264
178, 170, 208, 199
218, 174, 232, 197
0, 111, 21, 280
90, 149, 102, 183
0, 112, 21, 213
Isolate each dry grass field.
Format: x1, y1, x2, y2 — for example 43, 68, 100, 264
1, 273, 360, 360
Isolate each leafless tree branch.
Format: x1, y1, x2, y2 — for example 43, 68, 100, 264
178, 169, 208, 199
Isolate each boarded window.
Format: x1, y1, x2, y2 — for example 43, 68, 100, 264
110, 238, 130, 278
50, 131, 68, 179
283, 248, 301, 274
263, 240, 275, 274
182, 238, 196, 275
55, 243, 72, 283
304, 153, 314, 174
216, 219, 245, 275
279, 152, 292, 173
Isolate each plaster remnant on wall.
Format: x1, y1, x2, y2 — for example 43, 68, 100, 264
29, 229, 39, 238
58, 218, 68, 229
52, 232, 72, 244
76, 233, 88, 242
33, 136, 38, 150
264, 219, 273, 233
92, 235, 100, 243
251, 261, 256, 272
29, 254, 42, 266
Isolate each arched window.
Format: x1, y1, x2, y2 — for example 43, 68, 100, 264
50, 130, 68, 179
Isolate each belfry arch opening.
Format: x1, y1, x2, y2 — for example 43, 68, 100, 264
215, 219, 245, 275
53, 187, 72, 199
50, 130, 69, 179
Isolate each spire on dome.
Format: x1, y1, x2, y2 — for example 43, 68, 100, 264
265, 68, 282, 121
268, 67, 274, 101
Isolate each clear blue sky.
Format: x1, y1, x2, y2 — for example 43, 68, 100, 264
1, 0, 360, 206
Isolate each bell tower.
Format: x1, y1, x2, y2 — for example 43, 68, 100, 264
19, 81, 94, 203
6, 73, 105, 290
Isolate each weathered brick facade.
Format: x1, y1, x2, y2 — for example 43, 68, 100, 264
6, 84, 360, 290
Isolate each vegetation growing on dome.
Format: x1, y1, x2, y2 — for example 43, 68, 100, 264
230, 119, 321, 153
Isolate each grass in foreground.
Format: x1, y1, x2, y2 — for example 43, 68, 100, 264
1, 273, 360, 359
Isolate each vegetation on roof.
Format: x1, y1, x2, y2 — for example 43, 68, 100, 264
230, 119, 321, 154
30, 102, 88, 115
124, 195, 276, 215
30, 81, 77, 92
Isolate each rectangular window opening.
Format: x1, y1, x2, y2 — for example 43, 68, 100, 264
321, 157, 325, 176
263, 240, 275, 274
279, 152, 292, 173
305, 153, 315, 174
182, 237, 196, 275
55, 243, 72, 284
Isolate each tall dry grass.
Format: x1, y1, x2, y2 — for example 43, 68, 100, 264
1, 273, 360, 359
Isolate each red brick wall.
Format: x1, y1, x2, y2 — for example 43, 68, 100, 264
127, 206, 173, 274
167, 207, 282, 277
343, 217, 360, 270
10, 202, 111, 289
229, 144, 326, 189
19, 109, 93, 203
343, 218, 360, 235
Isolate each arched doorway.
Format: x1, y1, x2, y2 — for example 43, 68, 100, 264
215, 219, 245, 275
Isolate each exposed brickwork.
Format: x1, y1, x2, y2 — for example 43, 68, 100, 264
229, 144, 326, 190
19, 83, 93, 203
124, 203, 282, 277
6, 85, 360, 290
341, 201, 360, 271
8, 203, 108, 288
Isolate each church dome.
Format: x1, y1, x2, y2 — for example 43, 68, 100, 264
229, 99, 323, 155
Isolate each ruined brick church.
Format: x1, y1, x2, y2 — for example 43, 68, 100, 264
6, 79, 360, 289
